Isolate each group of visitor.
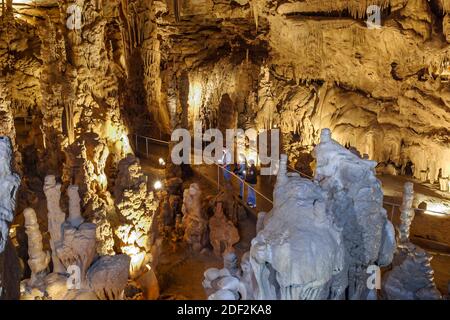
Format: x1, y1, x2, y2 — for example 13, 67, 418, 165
220, 148, 258, 208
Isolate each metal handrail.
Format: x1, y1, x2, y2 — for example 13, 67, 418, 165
134, 134, 169, 145
383, 201, 449, 216
215, 163, 274, 205
131, 133, 449, 216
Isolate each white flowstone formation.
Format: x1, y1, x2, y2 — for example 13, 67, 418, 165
43, 175, 66, 273
203, 130, 397, 300
250, 154, 346, 300
0, 137, 20, 253
23, 208, 50, 286
399, 182, 415, 243
382, 182, 442, 300
314, 128, 396, 300
203, 252, 257, 300
0, 137, 20, 299
382, 243, 442, 300
203, 267, 244, 300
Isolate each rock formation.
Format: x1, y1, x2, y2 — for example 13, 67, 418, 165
1, 0, 450, 302
43, 175, 66, 273
382, 243, 442, 300
399, 182, 415, 243
182, 183, 208, 252
209, 202, 240, 258
250, 154, 346, 300
21, 181, 130, 300
314, 129, 396, 300
0, 137, 20, 252
114, 155, 159, 279
382, 181, 442, 300
0, 137, 20, 299
204, 133, 396, 300
23, 208, 50, 286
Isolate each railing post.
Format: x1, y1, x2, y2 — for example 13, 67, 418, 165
135, 134, 138, 154
146, 137, 149, 158
390, 205, 395, 222
217, 165, 220, 192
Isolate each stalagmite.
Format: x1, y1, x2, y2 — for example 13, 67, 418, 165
250, 152, 346, 300
209, 202, 240, 257
43, 175, 66, 273
114, 155, 159, 278
182, 183, 208, 252
67, 185, 83, 228
399, 182, 415, 243
382, 244, 442, 300
23, 208, 50, 286
314, 128, 396, 300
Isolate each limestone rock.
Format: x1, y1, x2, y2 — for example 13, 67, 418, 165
314, 129, 396, 299
383, 244, 442, 300
114, 155, 158, 278
209, 202, 240, 257
43, 175, 66, 273
251, 154, 346, 300
0, 137, 20, 300
182, 183, 208, 252
23, 208, 50, 286
87, 254, 131, 300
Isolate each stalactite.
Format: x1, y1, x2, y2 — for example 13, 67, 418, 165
251, 0, 258, 31
443, 0, 450, 13
174, 0, 180, 22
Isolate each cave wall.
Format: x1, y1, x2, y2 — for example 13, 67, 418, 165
152, 0, 450, 183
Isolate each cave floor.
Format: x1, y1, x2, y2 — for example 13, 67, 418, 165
156, 214, 256, 300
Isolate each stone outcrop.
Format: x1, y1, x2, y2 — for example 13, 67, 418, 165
382, 181, 442, 300
314, 129, 396, 300
0, 137, 21, 299
209, 202, 240, 258
114, 155, 159, 279
20, 181, 130, 300
23, 208, 50, 286
250, 154, 346, 300
182, 183, 208, 252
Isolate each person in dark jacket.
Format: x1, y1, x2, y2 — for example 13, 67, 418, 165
234, 154, 247, 199
245, 160, 257, 208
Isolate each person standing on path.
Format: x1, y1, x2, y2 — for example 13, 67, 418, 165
220, 147, 233, 182
234, 154, 247, 199
245, 159, 257, 208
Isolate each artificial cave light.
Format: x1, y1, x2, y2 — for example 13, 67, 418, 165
154, 180, 162, 190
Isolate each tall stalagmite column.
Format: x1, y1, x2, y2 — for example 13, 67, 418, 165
399, 182, 415, 243
23, 208, 50, 285
43, 175, 66, 273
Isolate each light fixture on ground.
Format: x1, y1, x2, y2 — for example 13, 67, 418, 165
154, 180, 162, 190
